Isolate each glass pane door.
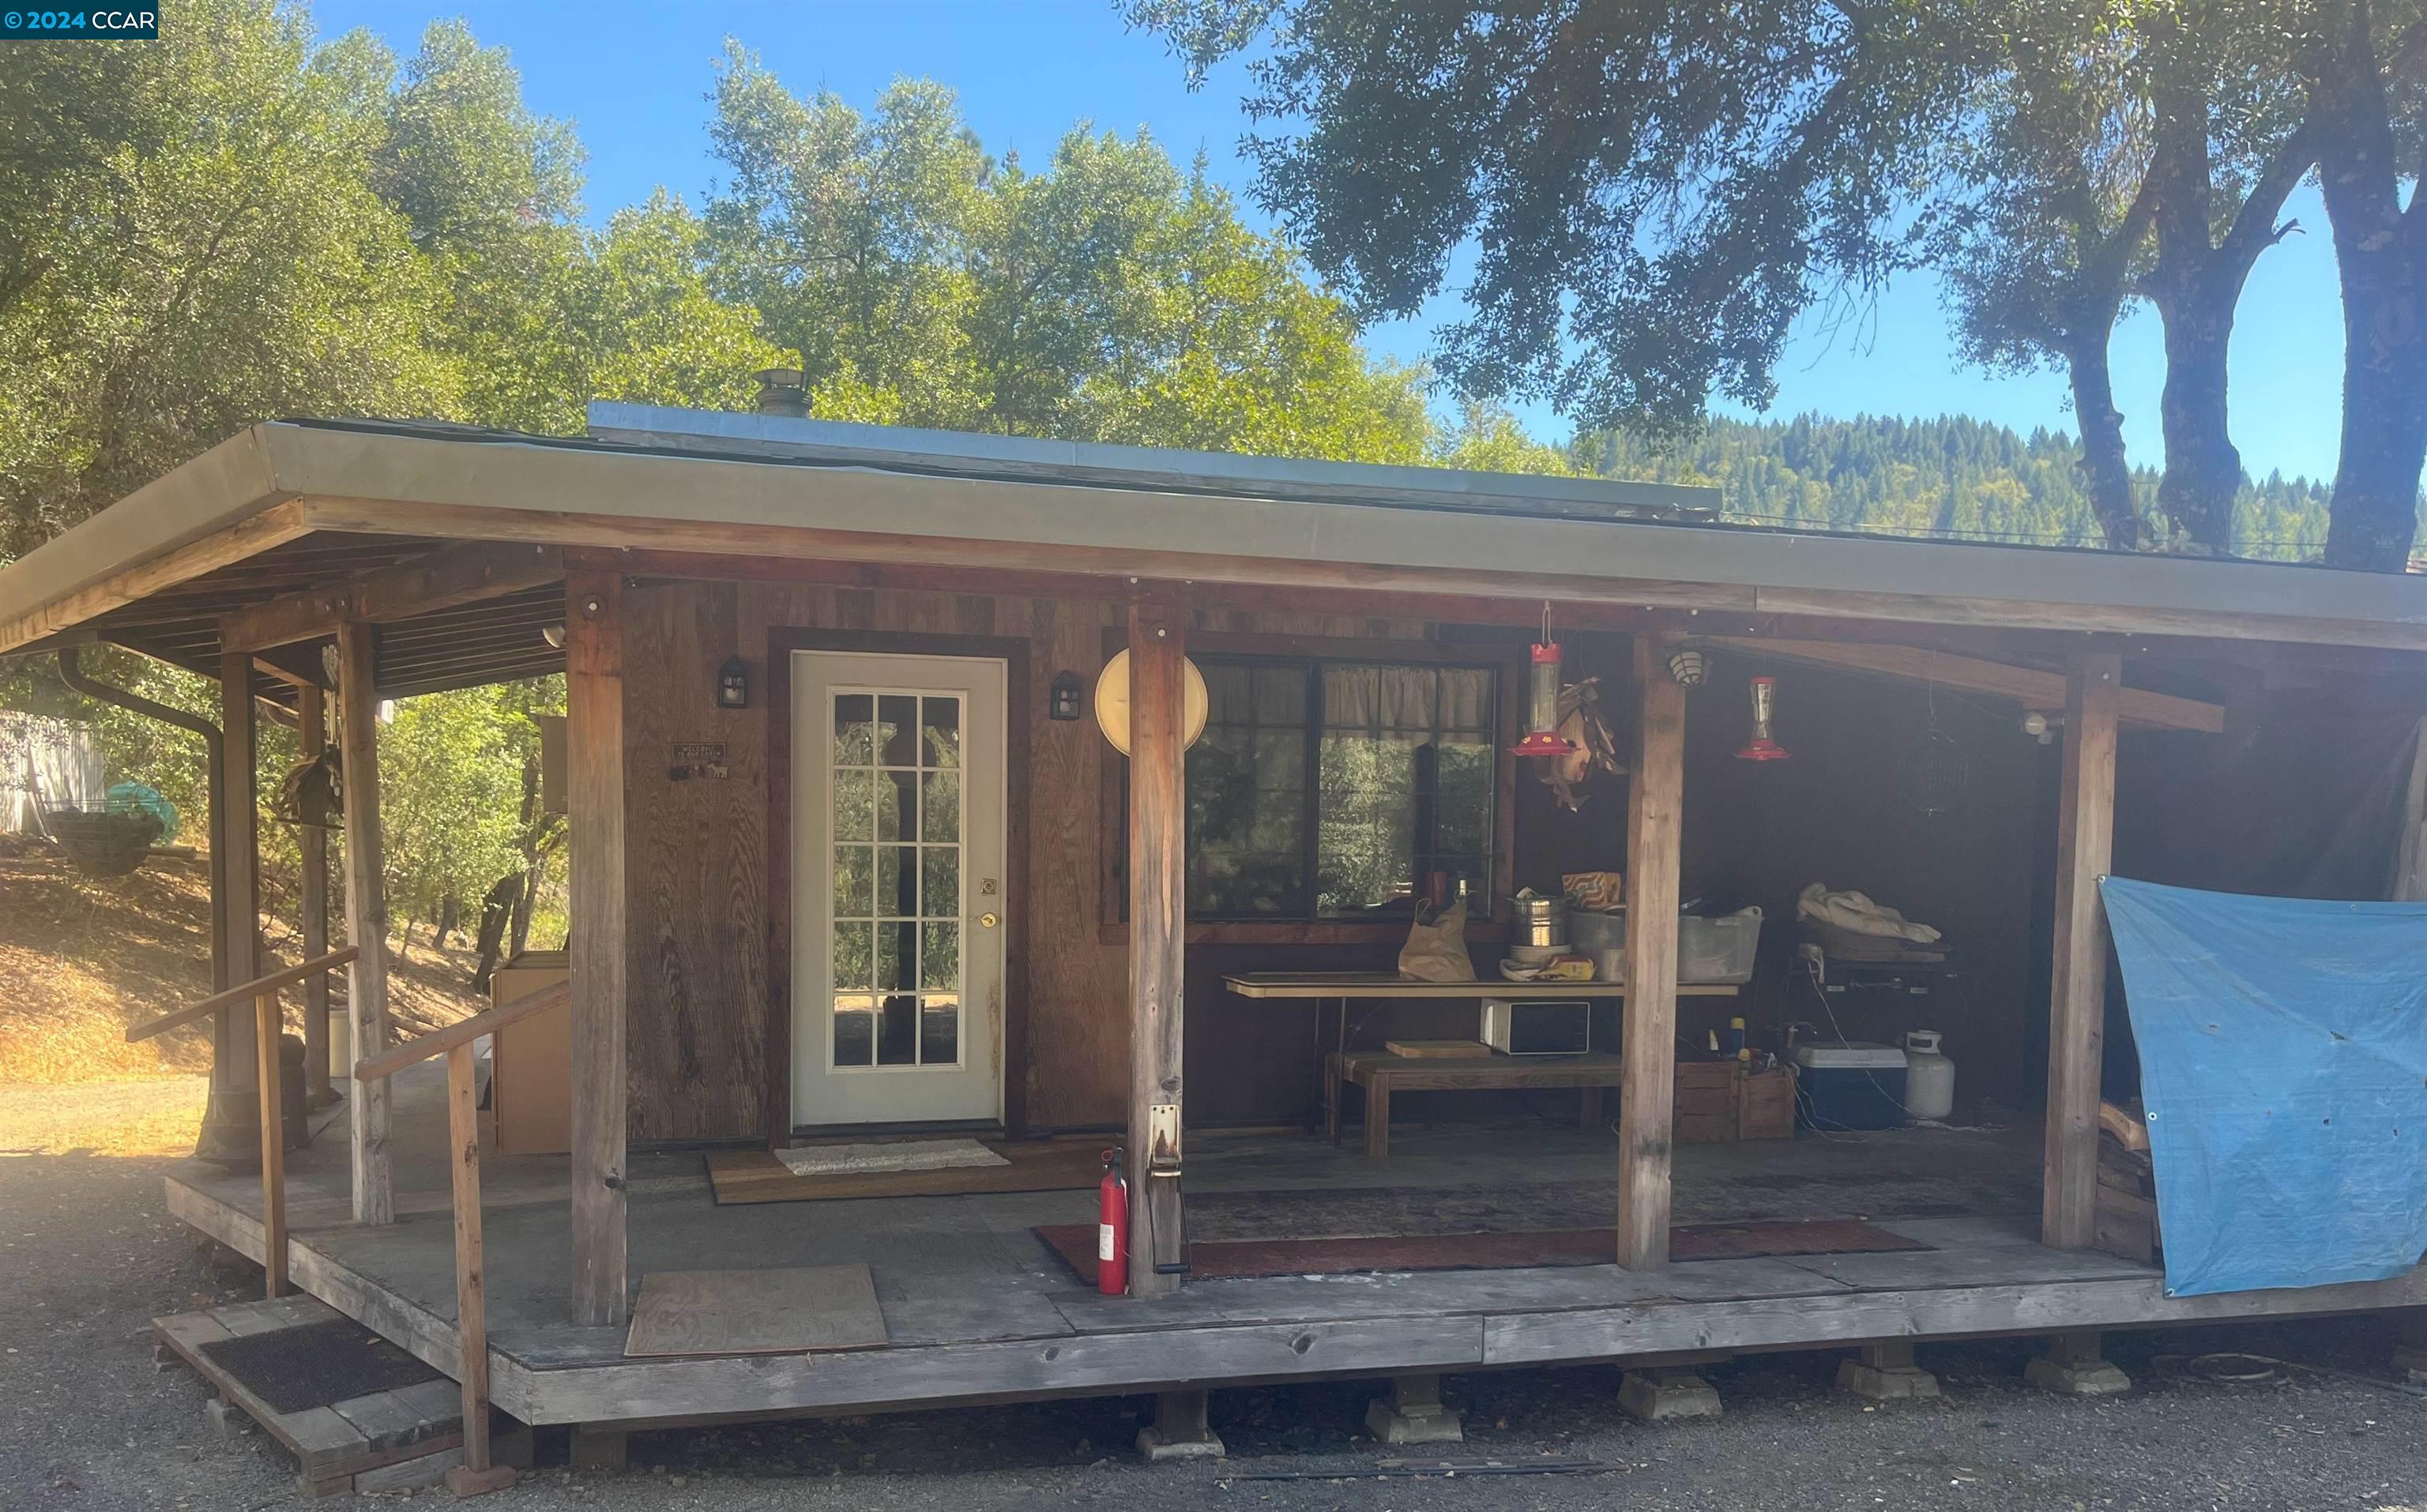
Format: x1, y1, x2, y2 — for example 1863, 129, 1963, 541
829, 690, 964, 1071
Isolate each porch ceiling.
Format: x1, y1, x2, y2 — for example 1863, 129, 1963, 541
8, 528, 566, 701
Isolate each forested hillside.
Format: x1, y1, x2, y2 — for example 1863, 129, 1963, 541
1579, 415, 2347, 562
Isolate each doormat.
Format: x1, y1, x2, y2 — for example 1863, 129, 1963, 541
625, 1264, 886, 1356
775, 1138, 1009, 1179
709, 1138, 1102, 1205
196, 1317, 444, 1416
1033, 1217, 1926, 1286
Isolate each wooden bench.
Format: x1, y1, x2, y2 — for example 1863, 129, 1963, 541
1325, 1050, 1627, 1157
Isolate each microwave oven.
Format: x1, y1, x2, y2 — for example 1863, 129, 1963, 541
1481, 999, 1590, 1056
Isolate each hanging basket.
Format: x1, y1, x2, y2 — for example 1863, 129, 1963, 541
40, 801, 163, 876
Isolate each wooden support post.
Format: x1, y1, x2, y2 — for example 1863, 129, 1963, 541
565, 570, 628, 1327
253, 992, 285, 1298
1136, 1387, 1224, 1461
1365, 1372, 1463, 1444
1617, 631, 1686, 1270
336, 622, 393, 1226
1836, 1339, 1940, 1400
2043, 652, 2120, 1250
2390, 1309, 2427, 1382
216, 649, 262, 1134
2026, 1328, 2132, 1396
439, 1040, 516, 1497
297, 683, 334, 1107
1125, 598, 1187, 1299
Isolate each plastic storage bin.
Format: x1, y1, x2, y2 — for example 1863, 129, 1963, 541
1790, 1039, 1909, 1130
1563, 905, 1762, 984
1680, 906, 1763, 984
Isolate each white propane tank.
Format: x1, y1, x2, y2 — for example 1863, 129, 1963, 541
1903, 1030, 1955, 1121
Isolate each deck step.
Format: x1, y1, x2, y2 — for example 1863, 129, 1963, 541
152, 1295, 476, 1492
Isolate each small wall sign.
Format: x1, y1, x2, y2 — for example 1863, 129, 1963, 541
669, 742, 730, 781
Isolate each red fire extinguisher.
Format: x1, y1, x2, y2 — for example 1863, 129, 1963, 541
1097, 1148, 1129, 1296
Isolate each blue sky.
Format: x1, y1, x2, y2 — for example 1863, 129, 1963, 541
315, 0, 2350, 484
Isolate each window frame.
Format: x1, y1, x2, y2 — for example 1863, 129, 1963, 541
1099, 630, 1525, 942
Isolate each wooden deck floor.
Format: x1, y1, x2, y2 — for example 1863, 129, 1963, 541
164, 1062, 2427, 1429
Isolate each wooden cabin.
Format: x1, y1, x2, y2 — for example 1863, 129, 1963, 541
7, 404, 2427, 1480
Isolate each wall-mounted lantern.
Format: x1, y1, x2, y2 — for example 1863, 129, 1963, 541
717, 656, 751, 709
1049, 671, 1084, 721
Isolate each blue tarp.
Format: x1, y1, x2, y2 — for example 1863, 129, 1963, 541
2101, 876, 2427, 1296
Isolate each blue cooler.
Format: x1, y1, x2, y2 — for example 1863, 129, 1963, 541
1790, 1040, 1909, 1130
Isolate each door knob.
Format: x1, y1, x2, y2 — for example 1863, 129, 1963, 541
979, 911, 999, 929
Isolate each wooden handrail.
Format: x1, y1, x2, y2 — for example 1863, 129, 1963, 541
348, 976, 568, 1498
126, 945, 362, 1044
353, 980, 570, 1085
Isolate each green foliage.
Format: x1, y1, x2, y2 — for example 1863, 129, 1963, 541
1578, 413, 2342, 560
374, 677, 560, 935
0, 4, 785, 554
1130, 0, 2004, 438
703, 55, 1434, 460
1436, 404, 1578, 477
0, 0, 454, 557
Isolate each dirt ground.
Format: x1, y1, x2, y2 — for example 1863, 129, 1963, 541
3, 1149, 2425, 1511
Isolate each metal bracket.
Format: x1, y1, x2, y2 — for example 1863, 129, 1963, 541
1146, 1103, 1182, 1172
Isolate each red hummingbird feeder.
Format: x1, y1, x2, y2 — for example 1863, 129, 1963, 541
1735, 674, 1791, 762
1511, 605, 1579, 759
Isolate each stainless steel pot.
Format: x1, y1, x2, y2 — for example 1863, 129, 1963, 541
1512, 895, 1568, 949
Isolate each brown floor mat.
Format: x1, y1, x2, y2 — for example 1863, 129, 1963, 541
1034, 1217, 1926, 1285
709, 1138, 1104, 1205
195, 1317, 443, 1416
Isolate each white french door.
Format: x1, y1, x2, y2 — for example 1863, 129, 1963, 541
790, 651, 1007, 1126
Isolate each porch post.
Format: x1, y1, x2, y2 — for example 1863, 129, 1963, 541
566, 570, 629, 1326
1617, 630, 1685, 1270
297, 682, 335, 1107
1125, 597, 1187, 1299
2042, 651, 2120, 1249
336, 622, 393, 1224
215, 647, 262, 1130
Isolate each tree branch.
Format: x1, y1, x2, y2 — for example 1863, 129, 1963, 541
2221, 116, 2320, 268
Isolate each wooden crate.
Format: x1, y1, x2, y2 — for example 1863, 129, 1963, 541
1739, 1068, 1795, 1141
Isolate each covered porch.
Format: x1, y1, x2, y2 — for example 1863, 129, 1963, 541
8, 406, 2427, 1469
161, 1053, 2427, 1440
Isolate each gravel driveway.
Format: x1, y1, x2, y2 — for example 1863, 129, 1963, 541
4, 1149, 2424, 1511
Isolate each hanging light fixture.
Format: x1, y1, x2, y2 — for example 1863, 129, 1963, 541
1735, 674, 1792, 762
1511, 602, 1580, 758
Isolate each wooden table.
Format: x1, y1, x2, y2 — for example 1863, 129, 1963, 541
1223, 972, 1741, 1133
1326, 1049, 1630, 1157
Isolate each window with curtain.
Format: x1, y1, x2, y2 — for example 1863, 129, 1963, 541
1180, 656, 1498, 920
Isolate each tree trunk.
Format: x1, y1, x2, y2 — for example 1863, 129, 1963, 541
2153, 291, 2241, 552
2323, 255, 2427, 570
472, 871, 521, 994
2316, 5, 2427, 570
510, 862, 539, 958
2065, 339, 2145, 549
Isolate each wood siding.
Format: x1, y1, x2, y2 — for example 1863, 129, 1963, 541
617, 577, 1513, 1142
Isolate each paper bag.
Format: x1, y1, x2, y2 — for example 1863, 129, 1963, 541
1397, 896, 1475, 982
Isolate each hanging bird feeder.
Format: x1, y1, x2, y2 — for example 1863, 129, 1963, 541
1511, 604, 1579, 758
1735, 674, 1791, 762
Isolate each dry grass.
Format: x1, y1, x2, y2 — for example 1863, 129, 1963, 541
0, 1076, 212, 1155
0, 841, 487, 1150
0, 852, 221, 1081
